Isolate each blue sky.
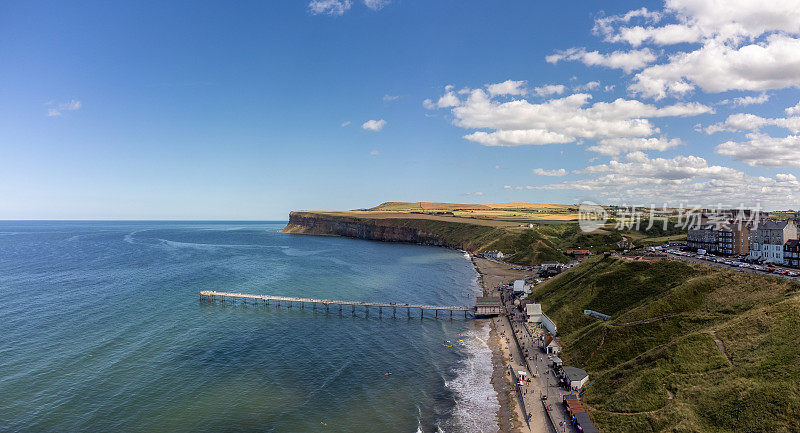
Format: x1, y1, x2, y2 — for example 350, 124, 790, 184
2, 0, 800, 219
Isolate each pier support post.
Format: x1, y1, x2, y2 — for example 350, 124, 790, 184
450, 310, 453, 319
435, 310, 438, 318
379, 307, 382, 316
393, 307, 396, 318
352, 304, 355, 315
407, 307, 411, 317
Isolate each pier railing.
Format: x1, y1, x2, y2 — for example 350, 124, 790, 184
200, 290, 472, 318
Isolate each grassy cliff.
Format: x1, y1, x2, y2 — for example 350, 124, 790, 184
531, 256, 800, 433
282, 205, 684, 265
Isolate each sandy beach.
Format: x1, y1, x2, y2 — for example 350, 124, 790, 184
471, 257, 534, 433
471, 256, 573, 433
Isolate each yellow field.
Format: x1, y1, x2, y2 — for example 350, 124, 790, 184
304, 201, 581, 227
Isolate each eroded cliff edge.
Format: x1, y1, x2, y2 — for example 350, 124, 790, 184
280, 211, 508, 252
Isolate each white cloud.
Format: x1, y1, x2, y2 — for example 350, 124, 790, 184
631, 35, 800, 99
573, 81, 600, 92
362, 119, 387, 131
382, 94, 399, 102
597, 0, 800, 46
466, 191, 484, 196
587, 136, 683, 155
465, 129, 573, 147
561, 2, 800, 99
704, 113, 800, 134
533, 84, 566, 97
308, 0, 352, 16
341, 121, 351, 127
426, 87, 711, 146
546, 47, 657, 73
532, 168, 568, 176
364, 0, 389, 11
46, 99, 81, 117
786, 101, 800, 116
486, 80, 527, 97
424, 90, 460, 109
716, 133, 800, 167
370, 149, 380, 155
308, 0, 387, 15
726, 93, 770, 107
525, 151, 800, 207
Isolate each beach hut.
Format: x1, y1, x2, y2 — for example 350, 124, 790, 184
574, 412, 599, 433
561, 366, 589, 390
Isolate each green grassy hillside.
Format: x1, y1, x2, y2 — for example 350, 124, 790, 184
531, 256, 800, 433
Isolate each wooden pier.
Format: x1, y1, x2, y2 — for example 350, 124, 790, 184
200, 290, 472, 318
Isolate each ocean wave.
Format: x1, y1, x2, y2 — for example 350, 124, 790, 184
444, 322, 500, 433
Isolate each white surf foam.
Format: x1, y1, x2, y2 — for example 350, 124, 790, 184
444, 322, 500, 433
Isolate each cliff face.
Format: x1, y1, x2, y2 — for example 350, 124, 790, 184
280, 211, 506, 252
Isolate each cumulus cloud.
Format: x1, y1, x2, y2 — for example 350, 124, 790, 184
426, 86, 711, 146
341, 121, 351, 127
308, 0, 352, 16
553, 2, 800, 99
533, 84, 566, 97
720, 93, 770, 107
704, 113, 800, 134
716, 133, 800, 167
524, 151, 800, 207
364, 0, 389, 10
573, 81, 601, 92
486, 80, 527, 97
382, 94, 399, 102
546, 47, 657, 73
587, 136, 683, 155
362, 119, 387, 131
532, 168, 568, 176
597, 1, 800, 46
46, 99, 81, 117
786, 101, 800, 116
631, 35, 800, 99
308, 0, 388, 15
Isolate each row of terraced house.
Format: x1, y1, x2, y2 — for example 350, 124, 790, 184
687, 217, 800, 267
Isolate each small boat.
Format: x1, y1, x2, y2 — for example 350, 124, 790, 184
384, 372, 392, 376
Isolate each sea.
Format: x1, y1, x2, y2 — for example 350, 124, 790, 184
0, 221, 499, 433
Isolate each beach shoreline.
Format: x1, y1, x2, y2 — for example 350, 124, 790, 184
470, 256, 534, 433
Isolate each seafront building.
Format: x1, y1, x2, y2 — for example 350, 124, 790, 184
749, 220, 798, 263
475, 297, 502, 316
686, 216, 800, 266
687, 223, 717, 252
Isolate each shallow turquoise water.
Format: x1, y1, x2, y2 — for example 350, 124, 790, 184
0, 221, 497, 432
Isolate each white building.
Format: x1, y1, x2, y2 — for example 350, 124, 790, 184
544, 335, 561, 354
561, 366, 589, 390
750, 220, 798, 263
526, 303, 542, 323
541, 313, 557, 335
485, 251, 505, 259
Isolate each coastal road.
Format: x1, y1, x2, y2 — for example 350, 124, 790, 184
658, 251, 800, 281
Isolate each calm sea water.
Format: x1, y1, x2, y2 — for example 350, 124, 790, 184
0, 221, 498, 433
